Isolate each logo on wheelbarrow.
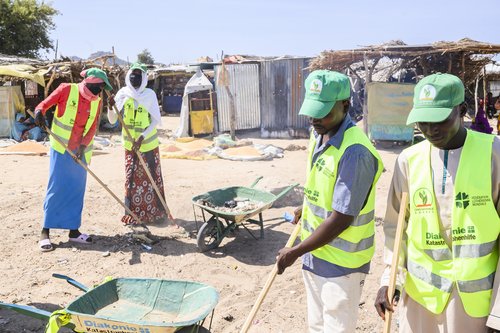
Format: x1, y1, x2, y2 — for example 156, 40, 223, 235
77, 319, 157, 333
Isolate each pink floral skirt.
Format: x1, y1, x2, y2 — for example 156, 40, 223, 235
121, 147, 167, 224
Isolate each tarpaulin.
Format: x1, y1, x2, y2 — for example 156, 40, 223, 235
0, 64, 47, 86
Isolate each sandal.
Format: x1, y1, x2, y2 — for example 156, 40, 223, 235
69, 233, 92, 244
39, 238, 54, 252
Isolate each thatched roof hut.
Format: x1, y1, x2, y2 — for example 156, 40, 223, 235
309, 38, 500, 86
309, 38, 500, 133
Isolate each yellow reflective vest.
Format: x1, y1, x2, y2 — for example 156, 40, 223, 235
405, 130, 500, 317
50, 84, 99, 164
300, 125, 383, 268
122, 98, 159, 152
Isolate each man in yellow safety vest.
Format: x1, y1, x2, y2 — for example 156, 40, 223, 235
276, 70, 383, 333
374, 73, 500, 333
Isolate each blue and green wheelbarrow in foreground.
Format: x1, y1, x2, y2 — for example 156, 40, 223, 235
0, 273, 219, 333
192, 176, 299, 252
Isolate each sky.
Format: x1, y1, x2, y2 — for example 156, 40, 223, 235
43, 0, 499, 65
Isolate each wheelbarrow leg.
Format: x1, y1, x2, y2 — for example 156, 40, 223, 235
259, 212, 264, 239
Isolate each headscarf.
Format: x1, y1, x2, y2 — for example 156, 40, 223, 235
114, 66, 161, 125
78, 69, 105, 102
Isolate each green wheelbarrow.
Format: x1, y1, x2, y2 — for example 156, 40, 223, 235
0, 273, 219, 333
192, 176, 298, 252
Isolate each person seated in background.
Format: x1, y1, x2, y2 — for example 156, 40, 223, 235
11, 111, 44, 141
471, 99, 493, 134
496, 96, 500, 135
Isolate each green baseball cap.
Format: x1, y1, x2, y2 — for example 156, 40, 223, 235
83, 68, 113, 91
130, 62, 148, 72
406, 73, 464, 125
299, 70, 350, 119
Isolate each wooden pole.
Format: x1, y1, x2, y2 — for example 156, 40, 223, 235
226, 85, 236, 141
44, 66, 57, 98
105, 91, 173, 222
362, 53, 371, 135
383, 192, 409, 333
483, 66, 488, 116
240, 222, 302, 333
26, 109, 144, 225
475, 75, 479, 118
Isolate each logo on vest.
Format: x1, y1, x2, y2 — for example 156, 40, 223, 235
315, 157, 334, 177
304, 187, 320, 203
413, 188, 433, 213
425, 232, 446, 246
70, 100, 77, 107
456, 191, 490, 208
455, 192, 470, 209
452, 225, 476, 241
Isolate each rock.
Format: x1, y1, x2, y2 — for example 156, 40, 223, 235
102, 251, 111, 257
222, 314, 234, 322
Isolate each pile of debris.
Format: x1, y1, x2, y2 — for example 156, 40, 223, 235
197, 197, 264, 213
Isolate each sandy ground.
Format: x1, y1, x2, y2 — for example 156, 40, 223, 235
0, 114, 447, 333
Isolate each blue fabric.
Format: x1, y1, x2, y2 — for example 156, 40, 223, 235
11, 114, 43, 141
303, 114, 377, 277
302, 252, 370, 278
332, 144, 377, 216
43, 148, 87, 229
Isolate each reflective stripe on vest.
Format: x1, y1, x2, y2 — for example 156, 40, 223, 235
408, 260, 495, 293
304, 198, 375, 227
302, 218, 375, 253
300, 125, 383, 269
405, 130, 500, 317
122, 98, 159, 152
50, 84, 99, 163
423, 241, 497, 262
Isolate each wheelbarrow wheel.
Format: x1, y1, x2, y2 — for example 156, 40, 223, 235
197, 218, 222, 252
176, 325, 211, 333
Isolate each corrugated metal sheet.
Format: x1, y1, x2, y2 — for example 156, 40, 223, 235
260, 58, 311, 137
215, 64, 261, 131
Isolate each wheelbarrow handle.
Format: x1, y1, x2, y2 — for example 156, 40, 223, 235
274, 183, 299, 201
0, 302, 52, 321
249, 176, 264, 188
52, 273, 89, 292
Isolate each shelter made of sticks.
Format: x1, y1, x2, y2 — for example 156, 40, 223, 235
309, 38, 500, 135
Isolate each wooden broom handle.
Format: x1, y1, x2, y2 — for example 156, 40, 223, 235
240, 221, 302, 333
383, 192, 409, 333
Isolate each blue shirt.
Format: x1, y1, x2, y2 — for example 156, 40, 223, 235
302, 115, 378, 277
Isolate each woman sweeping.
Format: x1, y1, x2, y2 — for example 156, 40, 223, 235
108, 63, 169, 225
35, 68, 113, 252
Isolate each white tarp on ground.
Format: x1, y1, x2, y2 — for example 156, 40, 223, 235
175, 68, 213, 138
0, 86, 25, 138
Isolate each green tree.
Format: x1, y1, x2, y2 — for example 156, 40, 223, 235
0, 0, 58, 58
137, 49, 155, 64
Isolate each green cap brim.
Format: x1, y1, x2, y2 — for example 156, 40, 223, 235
299, 99, 334, 119
100, 75, 112, 91
130, 63, 147, 72
406, 107, 453, 125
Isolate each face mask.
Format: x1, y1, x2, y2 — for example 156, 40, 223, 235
130, 73, 142, 88
87, 84, 102, 96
